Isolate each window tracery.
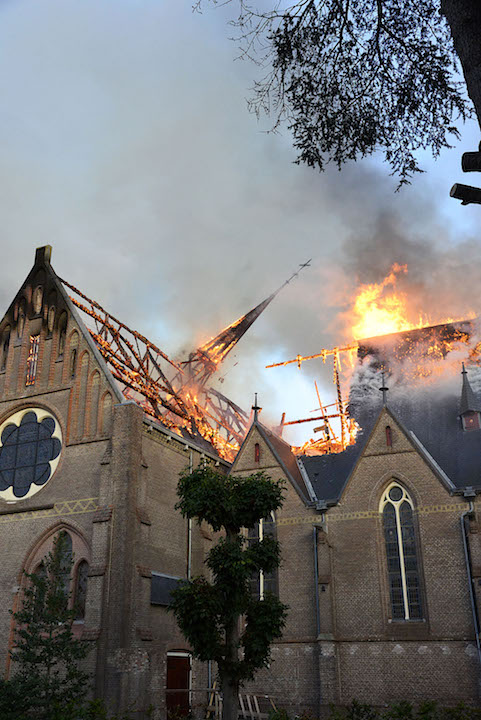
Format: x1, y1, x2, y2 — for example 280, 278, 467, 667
380, 482, 423, 621
0, 408, 62, 502
247, 513, 278, 600
25, 528, 90, 624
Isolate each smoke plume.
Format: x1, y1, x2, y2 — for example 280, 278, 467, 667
0, 1, 480, 443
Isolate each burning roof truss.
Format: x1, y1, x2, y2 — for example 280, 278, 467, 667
58, 260, 312, 461
269, 319, 481, 457
59, 277, 262, 460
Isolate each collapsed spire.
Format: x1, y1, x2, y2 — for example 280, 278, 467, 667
179, 292, 278, 388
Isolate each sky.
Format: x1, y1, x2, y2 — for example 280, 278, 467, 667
1, 0, 481, 445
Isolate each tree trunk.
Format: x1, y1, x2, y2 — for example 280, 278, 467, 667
221, 528, 240, 720
221, 674, 239, 720
441, 0, 481, 129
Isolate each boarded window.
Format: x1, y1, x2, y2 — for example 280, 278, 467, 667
386, 425, 392, 446
77, 354, 89, 437
151, 573, 184, 606
101, 393, 113, 435
89, 372, 100, 436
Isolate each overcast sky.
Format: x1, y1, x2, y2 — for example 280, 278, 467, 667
1, 0, 480, 443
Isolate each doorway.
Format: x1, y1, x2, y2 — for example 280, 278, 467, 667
166, 651, 191, 718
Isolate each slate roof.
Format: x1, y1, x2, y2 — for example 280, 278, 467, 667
297, 442, 365, 506
298, 377, 481, 505
255, 420, 311, 503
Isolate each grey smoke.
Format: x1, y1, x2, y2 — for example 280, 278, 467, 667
0, 0, 480, 443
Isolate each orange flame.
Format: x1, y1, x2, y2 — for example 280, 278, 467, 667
350, 263, 477, 341
352, 264, 426, 339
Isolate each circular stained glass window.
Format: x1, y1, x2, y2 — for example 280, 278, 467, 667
388, 486, 403, 502
0, 408, 62, 502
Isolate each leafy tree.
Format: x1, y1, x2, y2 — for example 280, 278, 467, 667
170, 466, 288, 720
198, 1, 481, 185
6, 531, 90, 719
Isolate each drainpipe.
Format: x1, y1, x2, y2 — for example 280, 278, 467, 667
460, 491, 481, 666
187, 451, 193, 580
313, 512, 326, 638
313, 525, 321, 637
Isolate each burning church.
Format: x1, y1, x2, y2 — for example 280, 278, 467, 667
0, 247, 480, 717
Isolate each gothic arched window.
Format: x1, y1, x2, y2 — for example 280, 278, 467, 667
1, 325, 10, 371
17, 300, 26, 339
33, 561, 47, 619
58, 530, 73, 602
57, 312, 68, 358
74, 560, 89, 620
380, 483, 423, 621
24, 527, 90, 625
247, 513, 278, 600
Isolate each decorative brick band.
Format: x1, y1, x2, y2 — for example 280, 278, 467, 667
92, 506, 113, 523
137, 565, 152, 579
0, 497, 100, 524
278, 514, 324, 527
277, 502, 465, 528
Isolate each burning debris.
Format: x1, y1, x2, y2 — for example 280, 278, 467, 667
58, 260, 481, 463
268, 264, 481, 458
58, 261, 311, 462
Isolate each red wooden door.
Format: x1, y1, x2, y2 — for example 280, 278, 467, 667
166, 653, 191, 718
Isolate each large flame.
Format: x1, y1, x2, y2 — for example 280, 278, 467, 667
351, 263, 427, 339
279, 263, 479, 458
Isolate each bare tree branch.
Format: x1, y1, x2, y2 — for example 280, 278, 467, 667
196, 0, 473, 186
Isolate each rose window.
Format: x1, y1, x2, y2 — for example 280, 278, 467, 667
0, 408, 62, 501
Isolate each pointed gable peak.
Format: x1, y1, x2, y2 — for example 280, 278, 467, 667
34, 245, 52, 267
230, 413, 310, 504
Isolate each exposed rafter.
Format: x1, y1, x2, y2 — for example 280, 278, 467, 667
59, 260, 311, 461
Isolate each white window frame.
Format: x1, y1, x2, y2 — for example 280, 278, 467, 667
248, 512, 276, 601
380, 482, 421, 621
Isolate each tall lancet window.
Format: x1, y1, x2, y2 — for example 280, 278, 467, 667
247, 513, 278, 600
381, 483, 423, 621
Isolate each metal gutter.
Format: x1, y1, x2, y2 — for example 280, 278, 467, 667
187, 451, 193, 580
460, 496, 481, 666
297, 456, 318, 503
312, 522, 324, 638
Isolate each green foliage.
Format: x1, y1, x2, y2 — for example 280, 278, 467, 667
170, 465, 288, 689
3, 532, 90, 719
169, 577, 224, 662
201, 0, 472, 185
242, 593, 288, 679
175, 467, 285, 532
